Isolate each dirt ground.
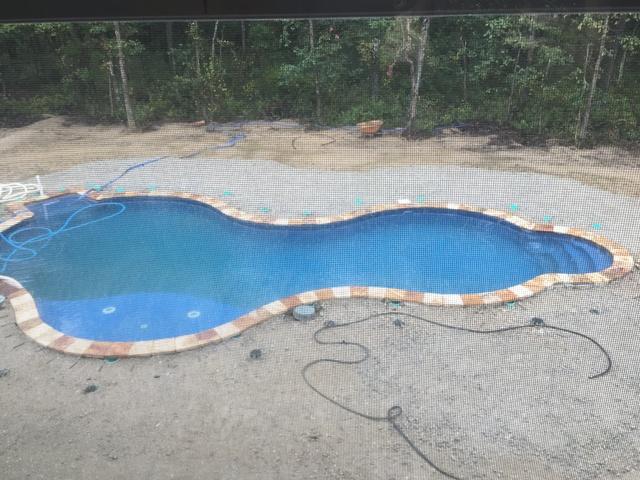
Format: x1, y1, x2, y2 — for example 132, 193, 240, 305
1, 115, 640, 197
2, 276, 640, 480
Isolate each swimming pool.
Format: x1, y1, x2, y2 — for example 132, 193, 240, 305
0, 192, 632, 356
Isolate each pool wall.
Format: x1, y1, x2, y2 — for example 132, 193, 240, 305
0, 189, 634, 358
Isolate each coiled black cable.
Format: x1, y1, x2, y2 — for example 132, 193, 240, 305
301, 311, 612, 480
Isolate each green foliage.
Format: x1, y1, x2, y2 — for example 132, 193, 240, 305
335, 98, 404, 126
196, 61, 229, 120
0, 16, 638, 145
591, 93, 639, 142
0, 94, 67, 126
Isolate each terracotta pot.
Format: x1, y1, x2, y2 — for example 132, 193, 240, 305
356, 119, 384, 135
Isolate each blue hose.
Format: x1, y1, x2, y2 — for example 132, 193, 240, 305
96, 156, 168, 192
217, 132, 245, 148
0, 201, 126, 273
87, 132, 246, 195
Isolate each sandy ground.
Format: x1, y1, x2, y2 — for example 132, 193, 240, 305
2, 281, 640, 480
1, 120, 640, 479
1, 116, 640, 197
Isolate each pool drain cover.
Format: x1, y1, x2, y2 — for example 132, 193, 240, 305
293, 304, 317, 321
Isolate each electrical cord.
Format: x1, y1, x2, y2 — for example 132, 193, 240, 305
301, 311, 612, 479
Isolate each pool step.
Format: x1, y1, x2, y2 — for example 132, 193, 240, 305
532, 234, 589, 274
543, 233, 604, 274
560, 239, 598, 273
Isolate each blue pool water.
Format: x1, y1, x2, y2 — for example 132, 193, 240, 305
1, 195, 612, 341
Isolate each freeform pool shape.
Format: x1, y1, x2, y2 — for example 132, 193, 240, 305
0, 191, 633, 357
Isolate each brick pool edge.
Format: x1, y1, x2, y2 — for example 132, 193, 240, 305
0, 189, 634, 358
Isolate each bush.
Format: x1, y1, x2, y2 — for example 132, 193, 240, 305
335, 98, 405, 127
0, 94, 68, 126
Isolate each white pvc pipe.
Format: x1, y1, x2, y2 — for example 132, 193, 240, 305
0, 177, 45, 204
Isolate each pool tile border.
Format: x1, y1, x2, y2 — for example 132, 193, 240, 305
0, 189, 634, 358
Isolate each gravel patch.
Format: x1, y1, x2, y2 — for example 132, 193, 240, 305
38, 158, 640, 252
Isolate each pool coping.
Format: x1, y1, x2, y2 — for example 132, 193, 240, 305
0, 189, 634, 358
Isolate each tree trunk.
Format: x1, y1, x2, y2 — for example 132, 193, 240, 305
113, 22, 136, 129
603, 17, 624, 93
505, 47, 522, 122
616, 48, 627, 84
109, 58, 121, 103
538, 58, 552, 134
193, 22, 201, 76
107, 60, 115, 116
521, 16, 536, 103
603, 46, 617, 93
166, 22, 175, 74
371, 38, 380, 100
583, 42, 592, 88
617, 24, 638, 85
574, 43, 592, 142
107, 72, 114, 116
461, 37, 468, 102
577, 16, 609, 146
0, 72, 6, 99
211, 20, 219, 61
406, 17, 430, 134
526, 15, 536, 66
219, 25, 225, 59
241, 21, 246, 54
309, 20, 321, 122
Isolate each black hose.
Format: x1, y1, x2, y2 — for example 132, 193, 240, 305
301, 311, 612, 480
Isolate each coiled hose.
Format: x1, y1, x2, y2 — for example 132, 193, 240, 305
0, 201, 126, 273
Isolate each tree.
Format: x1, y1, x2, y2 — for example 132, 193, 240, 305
278, 20, 344, 123
602, 16, 625, 92
113, 21, 136, 128
308, 20, 322, 122
189, 21, 202, 76
166, 22, 176, 74
1, 16, 639, 143
240, 21, 246, 54
385, 17, 431, 134
196, 60, 228, 121
352, 20, 392, 102
617, 22, 640, 84
211, 20, 219, 61
407, 18, 430, 133
576, 15, 609, 146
